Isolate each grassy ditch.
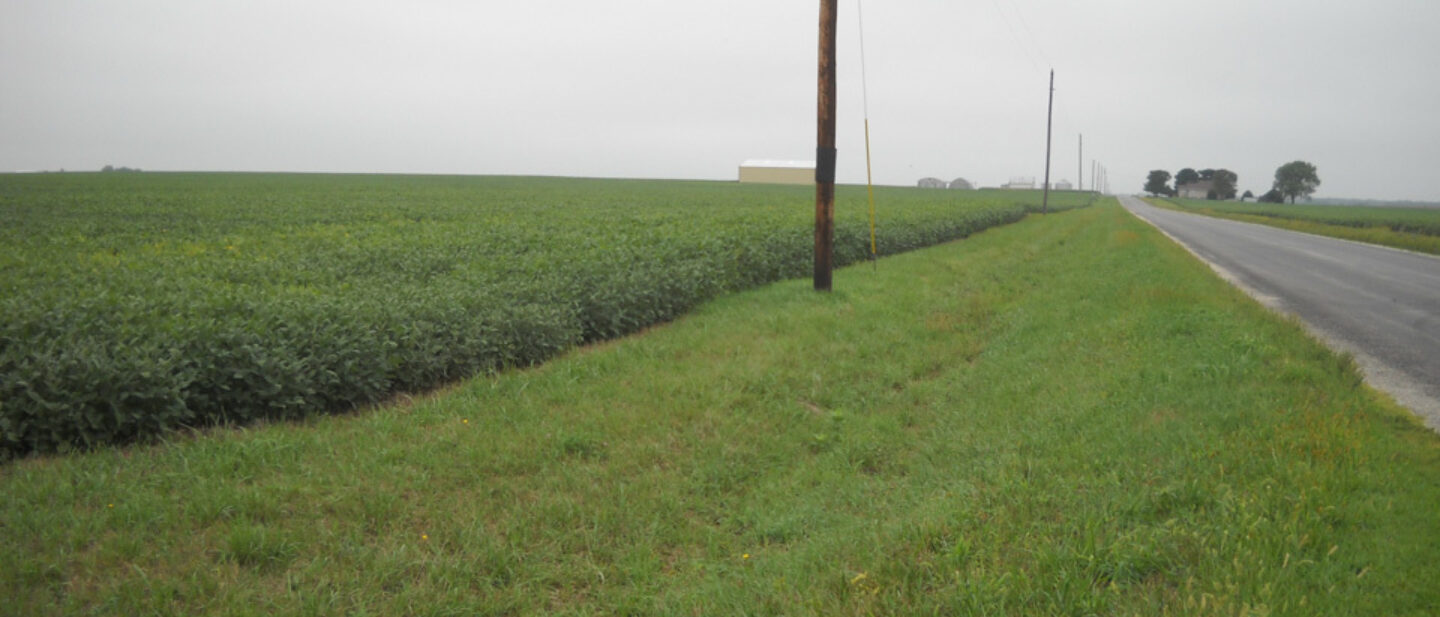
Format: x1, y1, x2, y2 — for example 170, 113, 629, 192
3, 201, 1438, 615
1151, 197, 1440, 255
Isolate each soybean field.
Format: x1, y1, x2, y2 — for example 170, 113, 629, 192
0, 173, 1092, 456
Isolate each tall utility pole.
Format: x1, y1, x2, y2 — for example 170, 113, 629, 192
814, 0, 838, 292
1078, 134, 1083, 191
1091, 160, 1097, 194
1041, 70, 1054, 214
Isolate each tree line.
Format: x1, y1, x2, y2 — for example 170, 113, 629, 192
1145, 161, 1320, 204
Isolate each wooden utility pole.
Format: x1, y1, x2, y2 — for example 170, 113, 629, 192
1041, 70, 1054, 214
814, 0, 838, 291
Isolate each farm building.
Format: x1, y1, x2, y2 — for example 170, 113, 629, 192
1178, 180, 1215, 199
738, 160, 814, 185
1052, 179, 1073, 190
1002, 177, 1036, 189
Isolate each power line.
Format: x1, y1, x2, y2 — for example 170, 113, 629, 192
986, 0, 1041, 73
1002, 0, 1052, 69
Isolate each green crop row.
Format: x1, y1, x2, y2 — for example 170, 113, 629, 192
0, 173, 1094, 456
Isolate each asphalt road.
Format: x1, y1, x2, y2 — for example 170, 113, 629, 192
1119, 195, 1440, 432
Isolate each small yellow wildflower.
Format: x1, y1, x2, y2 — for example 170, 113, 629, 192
422, 534, 429, 541
742, 553, 750, 560
462, 419, 469, 424
107, 503, 114, 509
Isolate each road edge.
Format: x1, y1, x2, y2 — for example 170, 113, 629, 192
1119, 196, 1440, 434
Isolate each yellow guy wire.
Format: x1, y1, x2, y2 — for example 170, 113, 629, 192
864, 120, 876, 265
858, 0, 877, 266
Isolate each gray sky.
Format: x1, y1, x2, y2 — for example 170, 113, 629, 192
4, 0, 1439, 201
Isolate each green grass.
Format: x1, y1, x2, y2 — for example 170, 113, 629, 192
1153, 197, 1440, 255
3, 200, 1438, 615
0, 173, 1093, 455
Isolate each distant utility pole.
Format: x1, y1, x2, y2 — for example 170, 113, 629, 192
1041, 70, 1054, 214
1078, 134, 1083, 191
1091, 160, 1096, 194
814, 0, 838, 292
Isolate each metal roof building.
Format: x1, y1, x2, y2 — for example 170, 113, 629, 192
738, 160, 814, 185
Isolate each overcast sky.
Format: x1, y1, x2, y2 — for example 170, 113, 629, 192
3, 0, 1439, 201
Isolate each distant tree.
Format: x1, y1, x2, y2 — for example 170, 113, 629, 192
1199, 168, 1216, 181
1258, 188, 1285, 203
1211, 169, 1238, 200
1144, 170, 1172, 197
1273, 160, 1320, 203
948, 177, 974, 190
917, 177, 946, 189
1241, 189, 1255, 202
102, 164, 114, 172
1175, 168, 1199, 187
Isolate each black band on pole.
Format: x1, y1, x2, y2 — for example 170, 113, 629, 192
815, 146, 838, 184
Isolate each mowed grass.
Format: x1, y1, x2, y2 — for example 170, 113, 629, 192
1153, 197, 1440, 255
4, 201, 1439, 615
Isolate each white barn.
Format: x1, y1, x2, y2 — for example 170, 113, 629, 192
739, 160, 814, 185
1178, 180, 1215, 199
